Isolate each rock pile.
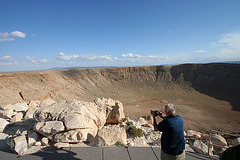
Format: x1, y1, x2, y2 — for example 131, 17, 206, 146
0, 98, 239, 157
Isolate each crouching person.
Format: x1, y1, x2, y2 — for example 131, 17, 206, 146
152, 104, 185, 160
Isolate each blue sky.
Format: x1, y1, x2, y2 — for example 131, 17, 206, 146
0, 0, 240, 72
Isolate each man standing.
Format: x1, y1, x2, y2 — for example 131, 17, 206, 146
152, 104, 185, 160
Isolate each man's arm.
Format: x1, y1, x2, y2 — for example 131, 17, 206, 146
152, 111, 167, 131
152, 113, 159, 131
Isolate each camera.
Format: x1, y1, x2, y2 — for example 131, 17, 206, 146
151, 110, 163, 117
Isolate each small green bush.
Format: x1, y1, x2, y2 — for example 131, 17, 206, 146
126, 125, 144, 137
115, 141, 125, 147
6, 138, 15, 150
123, 118, 144, 137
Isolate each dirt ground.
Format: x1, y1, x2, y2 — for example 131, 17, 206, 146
121, 89, 240, 134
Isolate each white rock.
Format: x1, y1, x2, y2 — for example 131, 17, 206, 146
0, 104, 14, 111
211, 134, 227, 147
34, 141, 41, 146
24, 105, 39, 120
127, 137, 149, 147
62, 114, 96, 130
34, 101, 66, 121
14, 103, 28, 112
231, 137, 240, 146
185, 144, 195, 152
138, 117, 152, 127
11, 112, 23, 122
94, 97, 119, 118
0, 109, 15, 119
106, 102, 125, 124
191, 139, 212, 155
186, 130, 202, 139
28, 131, 39, 146
0, 118, 9, 132
33, 121, 65, 137
28, 100, 40, 107
58, 100, 106, 129
54, 142, 70, 148
41, 137, 49, 146
40, 98, 56, 107
14, 134, 28, 155
0, 133, 8, 139
90, 125, 127, 146
94, 97, 117, 107
53, 129, 85, 143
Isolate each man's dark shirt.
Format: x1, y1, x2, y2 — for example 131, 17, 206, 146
156, 115, 185, 155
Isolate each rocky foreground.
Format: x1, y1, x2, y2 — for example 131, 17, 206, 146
0, 98, 239, 156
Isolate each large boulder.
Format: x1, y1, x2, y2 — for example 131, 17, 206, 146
53, 128, 96, 143
90, 125, 127, 146
33, 101, 66, 121
61, 114, 94, 130
33, 121, 65, 137
211, 134, 227, 147
34, 99, 106, 130
106, 102, 125, 124
0, 118, 9, 132
190, 139, 212, 155
58, 100, 106, 129
94, 97, 121, 119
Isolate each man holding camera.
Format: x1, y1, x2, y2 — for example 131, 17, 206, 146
152, 104, 185, 160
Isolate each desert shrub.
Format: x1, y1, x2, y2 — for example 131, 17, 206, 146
115, 141, 125, 147
126, 125, 144, 137
123, 118, 144, 137
6, 138, 15, 150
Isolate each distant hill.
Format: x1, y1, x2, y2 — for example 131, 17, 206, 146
48, 66, 116, 70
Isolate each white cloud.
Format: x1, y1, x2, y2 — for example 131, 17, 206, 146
145, 55, 169, 60
55, 52, 114, 61
80, 54, 113, 61
213, 32, 240, 60
40, 59, 47, 63
55, 52, 79, 60
26, 56, 36, 63
98, 55, 112, 60
0, 55, 13, 62
10, 31, 26, 38
0, 55, 18, 66
122, 53, 142, 58
80, 54, 96, 60
194, 50, 207, 53
0, 31, 26, 42
219, 33, 240, 50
